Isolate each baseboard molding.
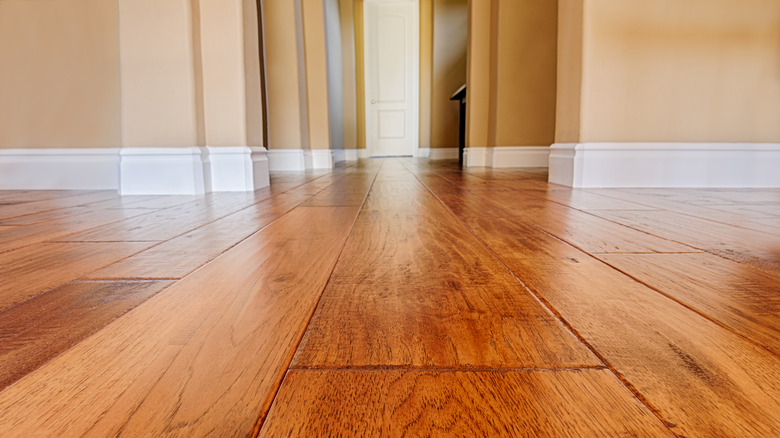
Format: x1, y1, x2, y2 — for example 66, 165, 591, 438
0, 148, 120, 190
305, 149, 334, 169
268, 149, 306, 171
415, 147, 431, 158
549, 142, 780, 188
358, 149, 370, 159
429, 147, 459, 160
207, 146, 269, 191
464, 146, 550, 168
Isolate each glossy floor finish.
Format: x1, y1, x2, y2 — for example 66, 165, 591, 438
0, 159, 778, 436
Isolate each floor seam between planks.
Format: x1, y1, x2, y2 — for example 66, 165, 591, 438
410, 167, 678, 435
251, 162, 385, 437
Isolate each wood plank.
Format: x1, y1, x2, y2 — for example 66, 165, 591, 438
0, 191, 118, 221
0, 242, 153, 310
591, 189, 780, 236
597, 252, 780, 355
544, 189, 658, 210
510, 204, 696, 254
260, 370, 673, 436
0, 208, 152, 253
85, 192, 312, 279
591, 209, 780, 272
467, 217, 780, 437
0, 280, 173, 391
295, 202, 598, 368
0, 206, 360, 437
57, 192, 269, 242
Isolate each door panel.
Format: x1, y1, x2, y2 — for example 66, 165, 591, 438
365, 0, 419, 157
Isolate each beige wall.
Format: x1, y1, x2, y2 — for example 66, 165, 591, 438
555, 0, 583, 143
0, 0, 120, 149
120, 0, 201, 147
467, 0, 558, 149
431, 0, 467, 149
419, 0, 434, 149
302, 0, 331, 150
339, 0, 359, 150
261, 0, 307, 149
562, 0, 780, 143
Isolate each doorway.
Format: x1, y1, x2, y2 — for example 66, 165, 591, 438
363, 0, 419, 157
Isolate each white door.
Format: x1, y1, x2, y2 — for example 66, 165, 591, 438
364, 0, 419, 157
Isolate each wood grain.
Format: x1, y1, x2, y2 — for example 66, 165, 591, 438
467, 217, 780, 437
57, 192, 268, 242
260, 370, 673, 436
0, 206, 360, 437
0, 191, 118, 221
0, 207, 152, 253
296, 183, 596, 368
591, 209, 780, 272
0, 242, 153, 310
597, 252, 780, 355
85, 192, 312, 279
0, 280, 173, 391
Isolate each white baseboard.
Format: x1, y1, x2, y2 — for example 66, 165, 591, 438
549, 142, 780, 188
333, 149, 360, 162
464, 146, 550, 168
415, 147, 431, 158
120, 147, 210, 195
358, 149, 370, 159
208, 146, 269, 191
305, 149, 334, 169
429, 147, 459, 160
0, 148, 120, 190
268, 149, 306, 171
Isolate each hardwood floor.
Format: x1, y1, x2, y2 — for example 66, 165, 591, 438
0, 159, 778, 437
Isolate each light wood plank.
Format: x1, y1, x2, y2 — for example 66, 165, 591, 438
85, 192, 312, 279
0, 206, 360, 437
0, 208, 151, 253
58, 192, 269, 242
260, 370, 673, 436
591, 209, 780, 272
597, 252, 780, 355
467, 217, 780, 437
0, 242, 153, 310
0, 191, 118, 221
0, 280, 173, 390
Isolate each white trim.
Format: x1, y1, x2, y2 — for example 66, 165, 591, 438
334, 149, 360, 162
268, 149, 306, 171
429, 147, 459, 160
464, 146, 550, 168
0, 148, 120, 190
208, 146, 270, 191
414, 147, 431, 158
344, 149, 360, 161
305, 149, 334, 169
358, 149, 370, 159
119, 147, 210, 195
549, 142, 780, 188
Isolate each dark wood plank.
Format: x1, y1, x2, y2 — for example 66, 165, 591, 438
467, 217, 780, 437
85, 192, 312, 279
591, 209, 780, 272
0, 242, 153, 310
0, 280, 173, 390
260, 370, 673, 436
295, 199, 597, 368
597, 252, 780, 355
0, 206, 360, 437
